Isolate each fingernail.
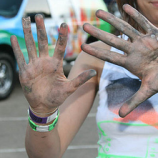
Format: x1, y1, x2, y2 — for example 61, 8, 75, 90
123, 4, 130, 10
22, 17, 31, 28
95, 9, 103, 17
10, 35, 16, 41
90, 69, 97, 77
61, 23, 67, 28
119, 103, 130, 118
81, 43, 85, 50
35, 14, 43, 19
83, 23, 89, 31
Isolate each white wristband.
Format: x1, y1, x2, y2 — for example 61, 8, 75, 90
28, 107, 58, 124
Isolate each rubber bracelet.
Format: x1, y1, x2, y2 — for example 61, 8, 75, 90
29, 106, 58, 115
28, 107, 58, 124
28, 112, 59, 132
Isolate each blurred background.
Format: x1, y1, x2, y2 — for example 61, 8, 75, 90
0, 0, 119, 157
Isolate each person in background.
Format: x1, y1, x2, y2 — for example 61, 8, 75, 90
11, 0, 158, 158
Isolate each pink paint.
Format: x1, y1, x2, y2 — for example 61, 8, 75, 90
112, 108, 158, 129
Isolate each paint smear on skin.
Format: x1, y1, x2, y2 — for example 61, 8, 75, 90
106, 78, 158, 129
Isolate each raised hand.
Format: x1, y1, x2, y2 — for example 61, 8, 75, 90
11, 15, 96, 113
81, 4, 158, 117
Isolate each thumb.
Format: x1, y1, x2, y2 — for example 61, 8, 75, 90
70, 69, 96, 89
119, 84, 156, 117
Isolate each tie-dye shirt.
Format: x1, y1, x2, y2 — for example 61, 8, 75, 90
96, 35, 158, 158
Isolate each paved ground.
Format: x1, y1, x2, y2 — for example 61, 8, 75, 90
0, 80, 99, 158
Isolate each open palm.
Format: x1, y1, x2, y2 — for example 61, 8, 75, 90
11, 15, 96, 113
82, 4, 158, 117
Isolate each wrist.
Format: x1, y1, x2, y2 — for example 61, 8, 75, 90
28, 107, 59, 124
30, 106, 58, 117
28, 112, 59, 132
28, 107, 60, 132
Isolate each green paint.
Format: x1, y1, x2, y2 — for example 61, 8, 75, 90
155, 138, 158, 144
97, 122, 107, 136
145, 137, 150, 158
108, 143, 111, 147
97, 153, 143, 158
150, 154, 155, 157
24, 86, 32, 93
98, 133, 104, 154
97, 121, 158, 158
107, 138, 111, 141
105, 148, 109, 151
98, 120, 158, 127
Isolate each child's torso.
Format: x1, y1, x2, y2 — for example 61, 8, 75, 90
96, 45, 158, 158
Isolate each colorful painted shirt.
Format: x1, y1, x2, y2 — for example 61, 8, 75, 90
96, 35, 158, 158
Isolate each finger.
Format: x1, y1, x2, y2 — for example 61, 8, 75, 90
81, 44, 126, 66
119, 84, 156, 118
83, 23, 131, 52
10, 35, 26, 71
96, 10, 141, 40
35, 14, 48, 57
22, 17, 37, 61
123, 4, 154, 33
53, 23, 68, 60
71, 69, 96, 89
